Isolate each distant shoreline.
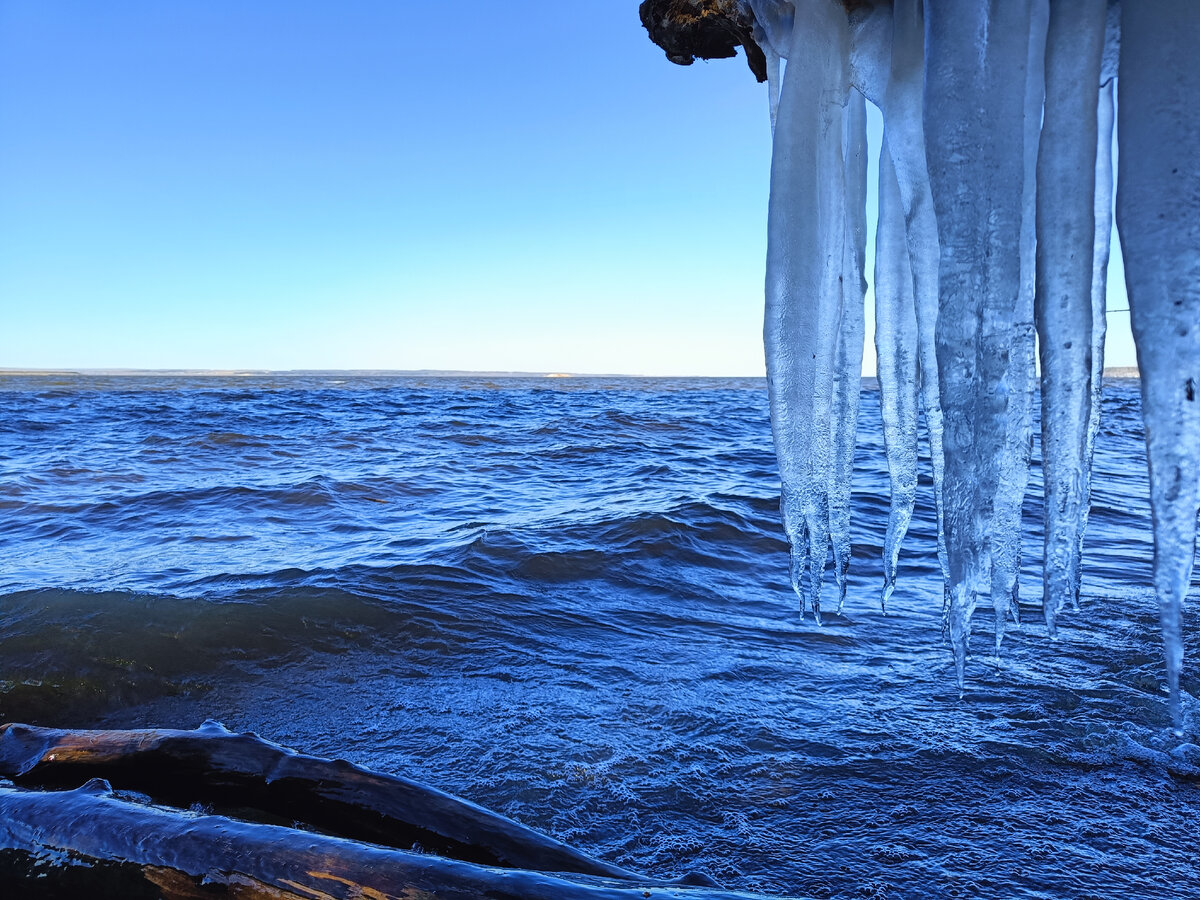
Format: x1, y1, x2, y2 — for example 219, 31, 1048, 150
0, 367, 1143, 379
0, 368, 627, 378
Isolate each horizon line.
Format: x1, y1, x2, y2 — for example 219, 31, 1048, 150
0, 366, 1143, 379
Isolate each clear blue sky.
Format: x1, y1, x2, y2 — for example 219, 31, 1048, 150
0, 1, 1134, 375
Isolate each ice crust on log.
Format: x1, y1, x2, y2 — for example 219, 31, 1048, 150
0, 728, 768, 899
0, 723, 777, 898
0, 720, 636, 879
642, 0, 1199, 723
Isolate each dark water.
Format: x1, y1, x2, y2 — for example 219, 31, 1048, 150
0, 373, 1197, 899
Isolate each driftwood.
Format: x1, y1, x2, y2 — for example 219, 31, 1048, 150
0, 720, 633, 877
0, 722, 780, 899
0, 779, 777, 899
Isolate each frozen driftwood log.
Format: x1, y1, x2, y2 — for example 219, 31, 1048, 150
0, 779, 772, 900
0, 720, 633, 875
0, 722, 778, 899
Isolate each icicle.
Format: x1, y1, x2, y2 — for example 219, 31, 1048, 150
883, 0, 950, 619
830, 89, 868, 614
1079, 76, 1115, 614
763, 0, 850, 624
874, 141, 920, 613
987, 1, 1047, 653
765, 46, 781, 135
1035, 0, 1108, 637
924, 0, 1034, 685
1078, 3, 1121, 615
1116, 0, 1200, 728
747, 3, 793, 143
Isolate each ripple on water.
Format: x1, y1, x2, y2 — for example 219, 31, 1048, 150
0, 374, 1197, 899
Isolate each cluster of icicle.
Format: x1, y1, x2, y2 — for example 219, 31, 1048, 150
748, 0, 1198, 723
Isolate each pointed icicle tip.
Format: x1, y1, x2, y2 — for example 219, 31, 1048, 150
788, 545, 808, 620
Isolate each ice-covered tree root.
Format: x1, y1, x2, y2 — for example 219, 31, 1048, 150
0, 720, 637, 878
0, 722, 755, 898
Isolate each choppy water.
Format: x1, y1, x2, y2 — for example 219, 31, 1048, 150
0, 373, 1197, 899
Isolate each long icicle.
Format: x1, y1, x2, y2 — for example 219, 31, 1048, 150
765, 45, 781, 135
875, 139, 921, 613
1035, 0, 1108, 637
1078, 9, 1121, 614
831, 89, 868, 615
1116, 0, 1200, 728
883, 0, 950, 627
988, 0, 1048, 653
924, 0, 1034, 686
763, 0, 850, 625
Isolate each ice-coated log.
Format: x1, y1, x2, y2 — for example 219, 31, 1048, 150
1116, 0, 1200, 727
0, 721, 635, 879
1034, 0, 1108, 636
0, 781, 754, 900
883, 0, 950, 613
924, 0, 1034, 683
0, 723, 785, 896
763, 0, 850, 623
874, 141, 920, 612
831, 89, 869, 614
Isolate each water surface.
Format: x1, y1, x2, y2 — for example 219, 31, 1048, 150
0, 373, 1196, 899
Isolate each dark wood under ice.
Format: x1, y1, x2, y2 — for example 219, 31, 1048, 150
0, 721, 771, 900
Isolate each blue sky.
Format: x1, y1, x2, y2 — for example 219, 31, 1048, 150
0, 1, 1134, 375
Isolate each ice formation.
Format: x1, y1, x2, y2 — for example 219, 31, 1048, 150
1115, 1, 1200, 726
761, 0, 849, 625
643, 0, 1199, 723
1036, 0, 1109, 635
873, 140, 918, 614
831, 90, 868, 614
